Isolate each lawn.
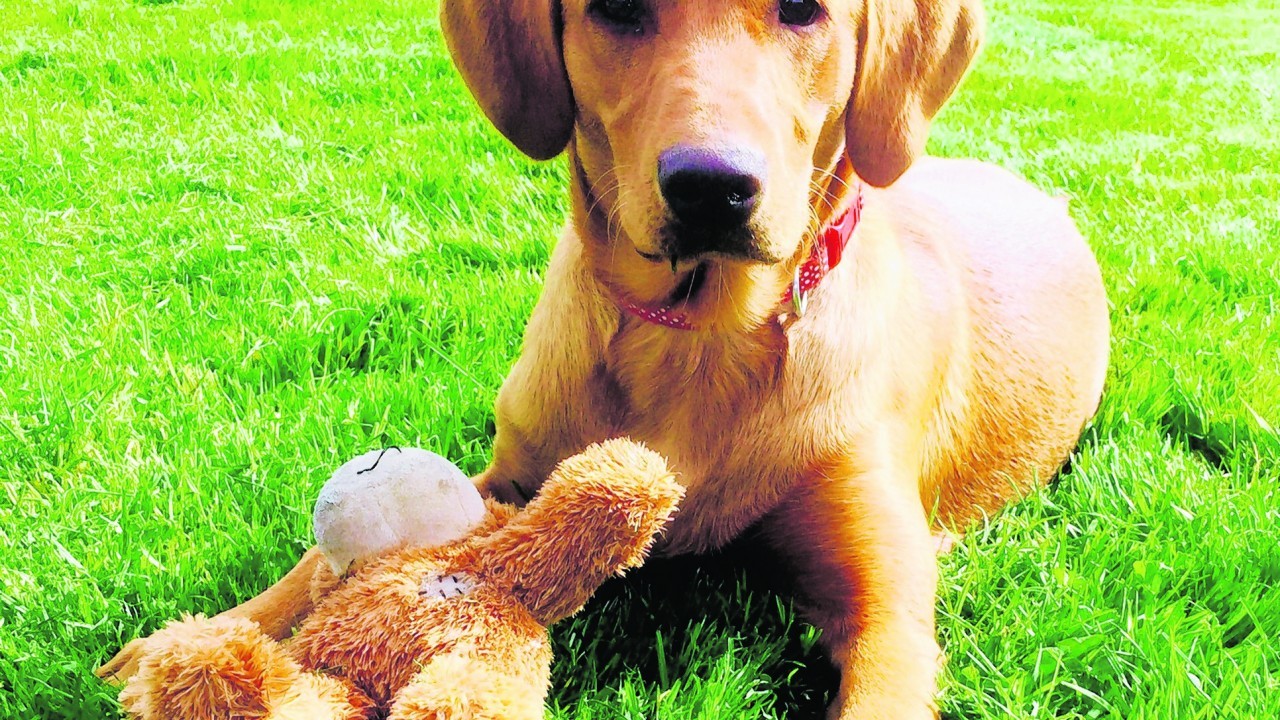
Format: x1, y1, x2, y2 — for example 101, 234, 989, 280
1, 0, 1277, 717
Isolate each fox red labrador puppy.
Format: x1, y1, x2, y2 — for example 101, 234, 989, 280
102, 0, 1110, 717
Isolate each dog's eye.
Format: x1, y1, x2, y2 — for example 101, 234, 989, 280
778, 0, 825, 27
589, 0, 646, 33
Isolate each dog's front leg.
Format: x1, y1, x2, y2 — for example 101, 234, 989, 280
763, 453, 940, 720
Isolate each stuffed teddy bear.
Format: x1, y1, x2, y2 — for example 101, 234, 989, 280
118, 439, 683, 720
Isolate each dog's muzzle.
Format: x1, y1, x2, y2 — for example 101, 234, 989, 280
656, 144, 770, 260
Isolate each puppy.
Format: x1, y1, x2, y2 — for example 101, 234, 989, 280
102, 1, 1110, 717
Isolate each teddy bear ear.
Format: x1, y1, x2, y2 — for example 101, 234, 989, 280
314, 448, 486, 575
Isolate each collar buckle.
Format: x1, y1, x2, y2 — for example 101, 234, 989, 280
791, 266, 807, 317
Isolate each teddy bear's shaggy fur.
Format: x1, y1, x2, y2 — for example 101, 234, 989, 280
119, 439, 683, 720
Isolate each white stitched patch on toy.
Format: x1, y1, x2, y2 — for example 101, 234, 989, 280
419, 571, 478, 602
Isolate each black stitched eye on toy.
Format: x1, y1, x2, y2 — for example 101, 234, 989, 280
590, 0, 646, 33
778, 0, 824, 27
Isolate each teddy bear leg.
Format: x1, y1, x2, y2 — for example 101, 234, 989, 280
99, 548, 330, 683
271, 674, 375, 720
118, 614, 372, 720
386, 653, 546, 720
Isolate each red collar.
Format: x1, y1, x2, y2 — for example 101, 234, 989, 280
620, 183, 864, 331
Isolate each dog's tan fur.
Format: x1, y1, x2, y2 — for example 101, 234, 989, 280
101, 1, 1110, 717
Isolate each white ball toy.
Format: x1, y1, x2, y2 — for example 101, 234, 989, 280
313, 447, 486, 576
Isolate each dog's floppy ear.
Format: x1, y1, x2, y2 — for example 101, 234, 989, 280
440, 0, 574, 160
846, 0, 984, 186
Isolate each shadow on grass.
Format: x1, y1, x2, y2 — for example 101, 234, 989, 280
548, 534, 838, 717
1159, 397, 1280, 476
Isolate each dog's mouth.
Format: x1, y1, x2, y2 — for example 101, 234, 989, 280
633, 249, 711, 304
634, 246, 680, 269
669, 261, 709, 304
641, 223, 782, 267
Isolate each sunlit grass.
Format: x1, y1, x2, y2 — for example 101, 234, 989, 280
1, 0, 1277, 717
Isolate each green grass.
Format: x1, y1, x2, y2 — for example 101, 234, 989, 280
1, 0, 1277, 717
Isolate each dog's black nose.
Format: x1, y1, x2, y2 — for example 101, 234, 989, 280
657, 145, 765, 230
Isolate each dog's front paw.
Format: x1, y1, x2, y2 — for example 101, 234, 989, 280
825, 632, 942, 720
827, 694, 938, 720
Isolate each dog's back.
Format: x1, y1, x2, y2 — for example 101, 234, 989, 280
888, 157, 1109, 524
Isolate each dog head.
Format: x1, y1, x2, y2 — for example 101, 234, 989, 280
443, 0, 982, 317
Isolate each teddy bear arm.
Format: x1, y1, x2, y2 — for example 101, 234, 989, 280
476, 440, 685, 625
477, 516, 641, 625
